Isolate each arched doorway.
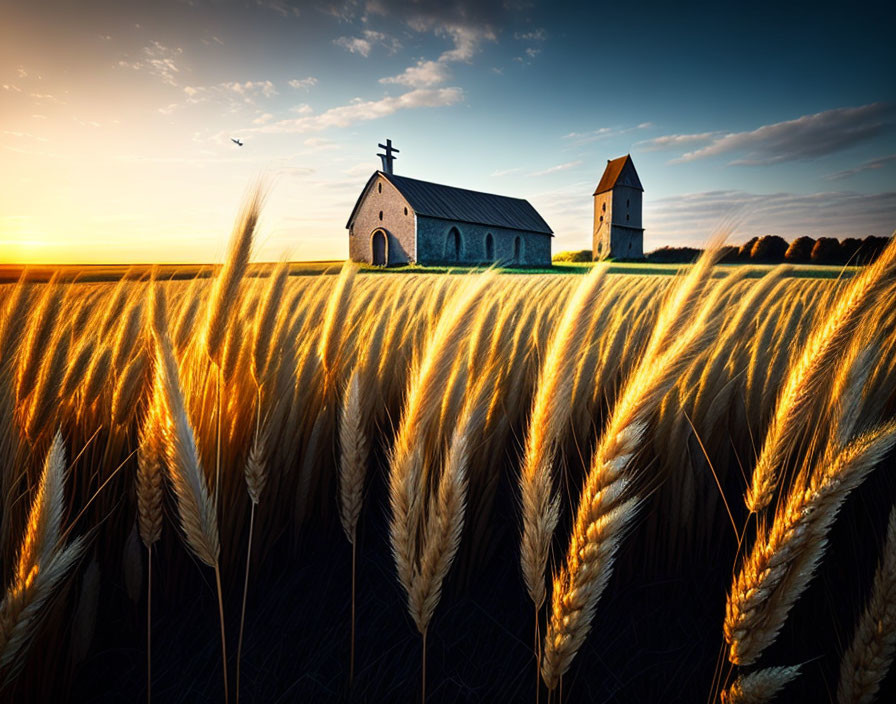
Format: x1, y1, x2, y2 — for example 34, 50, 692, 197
513, 236, 522, 265
446, 227, 461, 261
371, 229, 387, 266
485, 233, 494, 261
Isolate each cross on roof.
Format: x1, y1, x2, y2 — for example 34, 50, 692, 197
377, 138, 399, 174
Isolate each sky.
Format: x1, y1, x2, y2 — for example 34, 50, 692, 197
1, 0, 895, 264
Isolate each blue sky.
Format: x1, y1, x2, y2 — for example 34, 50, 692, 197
1, 0, 894, 262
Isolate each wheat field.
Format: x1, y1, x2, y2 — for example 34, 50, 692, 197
1, 196, 895, 702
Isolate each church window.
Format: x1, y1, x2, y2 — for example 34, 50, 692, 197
447, 227, 462, 261
404, 207, 408, 215
379, 211, 383, 221
600, 215, 603, 223
627, 198, 630, 207
602, 203, 606, 212
378, 183, 382, 193
626, 214, 630, 221
485, 233, 495, 260
597, 242, 602, 255
513, 236, 522, 264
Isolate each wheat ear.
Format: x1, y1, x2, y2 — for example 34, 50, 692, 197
0, 432, 85, 684
148, 282, 227, 703
725, 421, 896, 666
837, 504, 896, 704
746, 235, 896, 512
520, 265, 607, 610
721, 665, 801, 703
541, 244, 724, 690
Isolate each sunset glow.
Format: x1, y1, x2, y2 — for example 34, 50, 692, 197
1, 0, 894, 264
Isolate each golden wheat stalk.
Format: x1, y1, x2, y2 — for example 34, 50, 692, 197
147, 282, 228, 703
746, 236, 896, 512
837, 504, 896, 704
520, 265, 607, 610
0, 432, 85, 684
541, 245, 725, 690
725, 421, 896, 666
721, 665, 801, 703
203, 187, 261, 366
389, 272, 496, 600
318, 262, 357, 388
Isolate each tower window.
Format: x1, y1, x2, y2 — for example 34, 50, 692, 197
626, 214, 630, 221
602, 203, 606, 212
379, 211, 383, 221
599, 215, 603, 223
626, 198, 630, 207
404, 207, 408, 215
378, 183, 382, 193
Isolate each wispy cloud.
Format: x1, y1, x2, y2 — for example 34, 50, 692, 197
184, 80, 278, 108
491, 167, 523, 177
562, 123, 651, 146
380, 59, 450, 88
654, 103, 896, 165
827, 153, 896, 181
288, 76, 318, 90
243, 87, 463, 135
636, 132, 718, 151
530, 160, 583, 177
644, 189, 896, 245
334, 30, 401, 58
118, 41, 184, 86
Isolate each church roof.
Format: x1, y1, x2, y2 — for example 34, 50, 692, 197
347, 171, 553, 235
593, 155, 643, 195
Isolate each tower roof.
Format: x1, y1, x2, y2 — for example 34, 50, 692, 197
347, 171, 553, 235
593, 155, 643, 195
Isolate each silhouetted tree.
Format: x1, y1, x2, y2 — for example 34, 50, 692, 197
855, 236, 891, 264
718, 245, 740, 263
839, 237, 863, 264
645, 246, 702, 263
811, 237, 841, 264
750, 235, 789, 262
784, 236, 816, 263
738, 237, 759, 261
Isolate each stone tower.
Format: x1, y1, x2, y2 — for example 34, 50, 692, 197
592, 155, 644, 260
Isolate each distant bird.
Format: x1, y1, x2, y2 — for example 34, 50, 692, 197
231, 138, 244, 147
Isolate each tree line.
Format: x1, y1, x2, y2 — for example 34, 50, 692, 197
645, 235, 892, 265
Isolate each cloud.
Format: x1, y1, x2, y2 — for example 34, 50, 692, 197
118, 41, 183, 87
288, 76, 318, 90
530, 160, 583, 177
334, 30, 401, 58
661, 103, 896, 165
562, 123, 651, 146
2, 130, 48, 142
515, 29, 546, 41
380, 60, 450, 88
184, 80, 278, 108
644, 189, 896, 245
491, 167, 523, 177
636, 132, 718, 151
258, 0, 301, 17
244, 87, 463, 134
253, 112, 275, 124
827, 153, 896, 181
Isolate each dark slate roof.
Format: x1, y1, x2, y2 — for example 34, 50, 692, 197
347, 171, 553, 235
593, 155, 643, 195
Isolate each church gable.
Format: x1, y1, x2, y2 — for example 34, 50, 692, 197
593, 155, 643, 195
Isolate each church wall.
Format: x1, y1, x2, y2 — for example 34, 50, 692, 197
348, 173, 416, 265
416, 216, 551, 267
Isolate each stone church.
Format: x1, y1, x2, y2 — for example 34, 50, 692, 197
592, 155, 644, 260
347, 140, 553, 267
